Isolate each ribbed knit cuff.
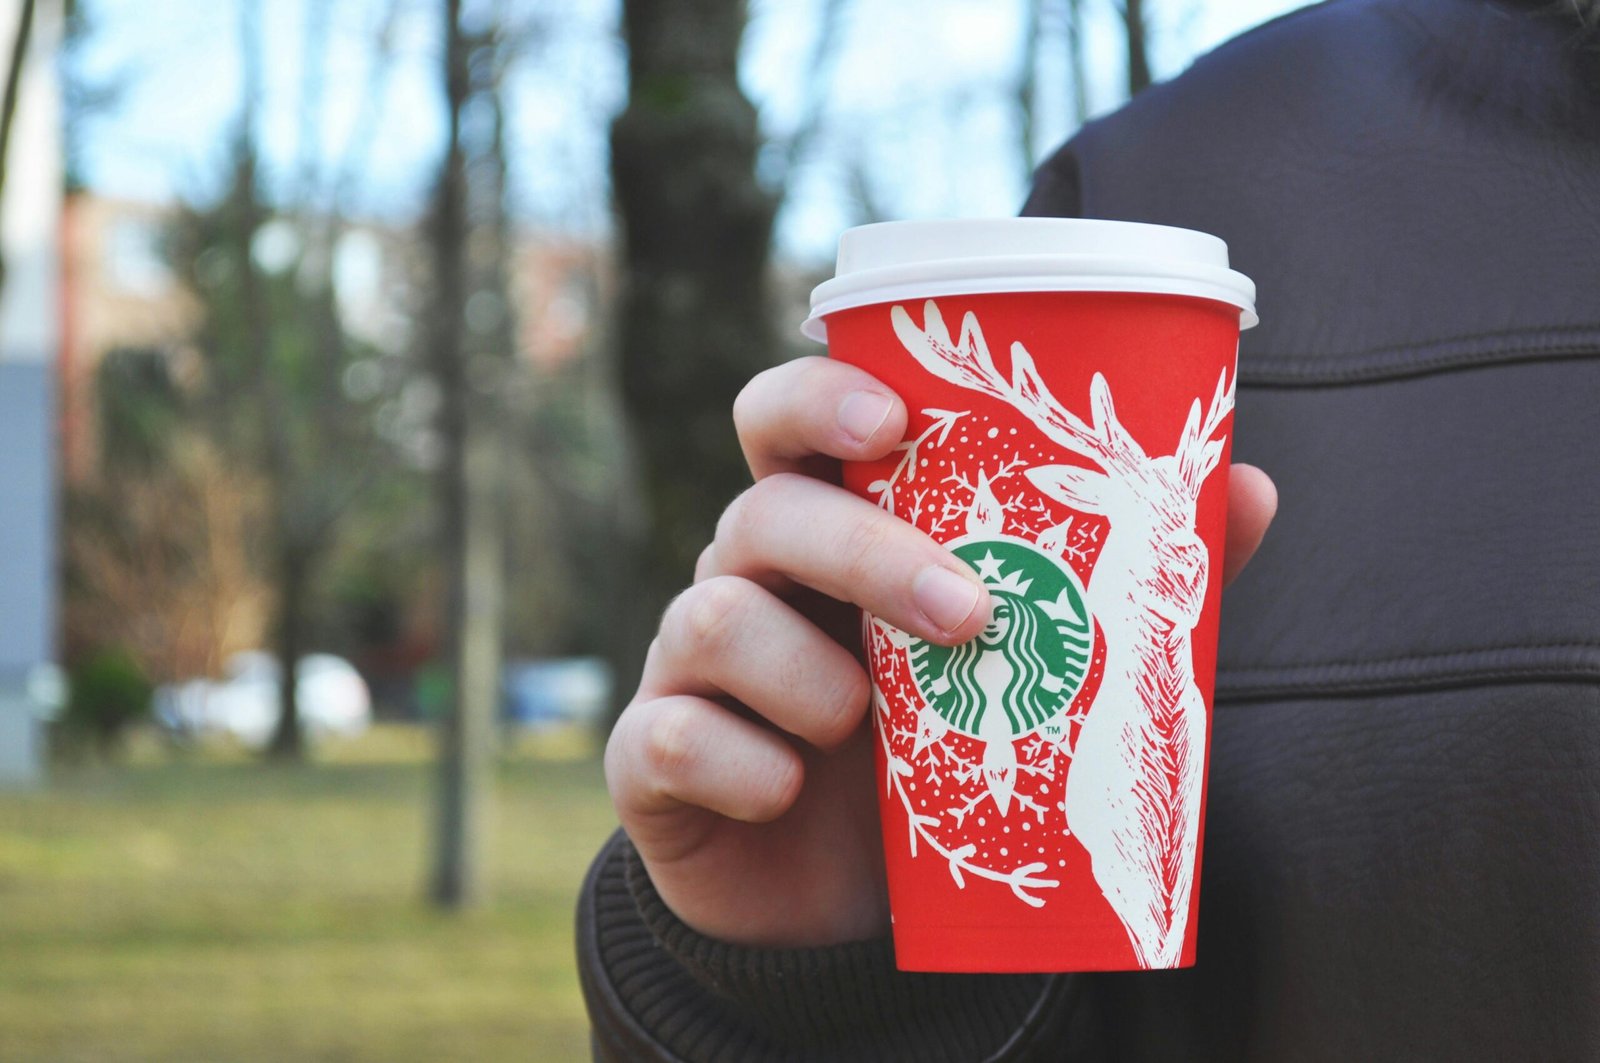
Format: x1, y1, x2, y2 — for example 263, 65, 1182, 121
578, 828, 1074, 1062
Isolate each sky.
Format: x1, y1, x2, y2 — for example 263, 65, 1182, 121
69, 0, 1308, 264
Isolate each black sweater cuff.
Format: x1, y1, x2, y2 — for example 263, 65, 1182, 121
578, 829, 1079, 1062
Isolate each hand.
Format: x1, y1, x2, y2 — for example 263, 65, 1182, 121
604, 357, 1278, 948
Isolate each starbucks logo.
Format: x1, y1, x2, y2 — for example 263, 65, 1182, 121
910, 536, 1094, 741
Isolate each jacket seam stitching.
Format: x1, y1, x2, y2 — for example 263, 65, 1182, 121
1219, 641, 1600, 672
1217, 669, 1600, 703
1240, 331, 1600, 386
1266, 322, 1600, 359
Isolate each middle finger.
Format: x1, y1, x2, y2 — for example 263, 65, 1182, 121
705, 473, 992, 646
641, 576, 872, 750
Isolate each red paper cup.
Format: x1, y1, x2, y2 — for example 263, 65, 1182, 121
803, 219, 1257, 973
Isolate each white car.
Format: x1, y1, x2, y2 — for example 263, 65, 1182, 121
156, 652, 372, 748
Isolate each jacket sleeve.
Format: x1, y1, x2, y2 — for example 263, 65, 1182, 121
576, 829, 1089, 1062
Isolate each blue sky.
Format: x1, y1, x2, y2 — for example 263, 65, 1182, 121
71, 0, 1306, 263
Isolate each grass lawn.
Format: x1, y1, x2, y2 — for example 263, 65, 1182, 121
0, 726, 618, 1062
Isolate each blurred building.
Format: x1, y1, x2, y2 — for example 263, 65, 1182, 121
0, 0, 62, 786
56, 185, 614, 711
512, 235, 607, 372
58, 193, 199, 483
59, 197, 610, 482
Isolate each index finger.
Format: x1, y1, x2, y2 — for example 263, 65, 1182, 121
733, 357, 909, 480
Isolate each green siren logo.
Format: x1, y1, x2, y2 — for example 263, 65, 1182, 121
910, 536, 1094, 742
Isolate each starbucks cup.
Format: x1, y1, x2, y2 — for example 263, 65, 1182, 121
802, 219, 1257, 973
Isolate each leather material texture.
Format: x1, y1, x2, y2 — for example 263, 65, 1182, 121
1221, 358, 1600, 701
1074, 684, 1600, 1060
1017, 0, 1600, 1057
1031, 0, 1600, 384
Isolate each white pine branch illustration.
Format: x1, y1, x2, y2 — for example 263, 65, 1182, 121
866, 408, 967, 511
890, 301, 1146, 477
1108, 633, 1201, 966
875, 691, 1060, 908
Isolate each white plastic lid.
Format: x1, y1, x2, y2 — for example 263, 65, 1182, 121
801, 217, 1258, 341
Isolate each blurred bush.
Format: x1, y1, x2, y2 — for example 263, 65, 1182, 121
58, 646, 153, 758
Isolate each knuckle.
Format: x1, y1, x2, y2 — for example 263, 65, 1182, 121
640, 635, 667, 681
604, 699, 653, 803
752, 756, 802, 817
602, 717, 628, 797
665, 576, 752, 659
715, 473, 800, 552
714, 484, 759, 551
836, 510, 893, 586
641, 700, 701, 790
731, 368, 778, 443
840, 662, 874, 723
693, 543, 717, 583
786, 354, 833, 395
818, 663, 873, 747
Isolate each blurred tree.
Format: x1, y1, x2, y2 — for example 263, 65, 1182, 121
1121, 0, 1152, 97
1066, 0, 1090, 125
95, 344, 185, 469
0, 0, 36, 297
58, 1, 444, 752
428, 0, 519, 910
1019, 0, 1044, 176
62, 347, 270, 682
762, 0, 847, 194
509, 340, 627, 659
1020, 0, 1150, 184
609, 0, 780, 706
160, 1, 393, 761
59, 646, 152, 759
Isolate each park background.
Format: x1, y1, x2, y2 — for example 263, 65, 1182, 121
0, 0, 1296, 1058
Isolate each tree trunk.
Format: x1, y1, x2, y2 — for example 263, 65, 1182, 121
609, 0, 778, 711
235, 0, 306, 762
1066, 0, 1090, 126
1018, 0, 1043, 181
1123, 0, 1152, 98
266, 539, 307, 759
428, 0, 504, 911
0, 0, 37, 299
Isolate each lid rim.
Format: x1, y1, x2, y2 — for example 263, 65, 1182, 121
805, 219, 1259, 341
834, 218, 1231, 273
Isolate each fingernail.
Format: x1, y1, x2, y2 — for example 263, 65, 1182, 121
837, 391, 894, 444
912, 566, 984, 635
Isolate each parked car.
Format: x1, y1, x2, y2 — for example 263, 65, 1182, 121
501, 657, 611, 731
155, 652, 372, 748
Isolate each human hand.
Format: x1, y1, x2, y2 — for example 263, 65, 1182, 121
604, 357, 1277, 948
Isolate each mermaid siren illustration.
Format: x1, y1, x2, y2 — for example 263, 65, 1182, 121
891, 299, 1235, 968
912, 539, 1094, 818
937, 597, 1052, 737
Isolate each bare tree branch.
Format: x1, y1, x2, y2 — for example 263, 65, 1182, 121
766, 0, 849, 200
328, 0, 403, 218
1065, 0, 1090, 125
1018, 0, 1044, 182
1121, 0, 1152, 97
0, 0, 38, 298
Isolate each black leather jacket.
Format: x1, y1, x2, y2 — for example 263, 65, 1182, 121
579, 1, 1600, 1057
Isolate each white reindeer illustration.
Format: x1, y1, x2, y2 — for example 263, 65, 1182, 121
890, 299, 1232, 967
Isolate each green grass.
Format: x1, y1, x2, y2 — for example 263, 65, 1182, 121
0, 726, 618, 1062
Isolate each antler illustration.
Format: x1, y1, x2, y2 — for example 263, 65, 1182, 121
1173, 368, 1234, 500
890, 301, 1146, 478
